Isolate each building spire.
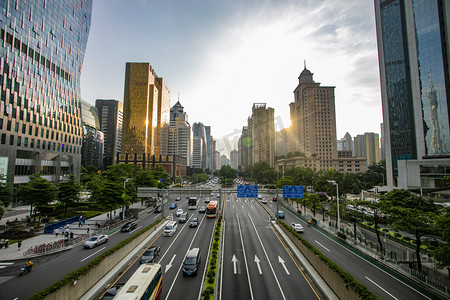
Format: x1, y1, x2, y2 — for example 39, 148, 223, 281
304, 59, 306, 70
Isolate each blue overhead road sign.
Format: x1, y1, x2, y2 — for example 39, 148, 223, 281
237, 185, 258, 198
282, 185, 304, 198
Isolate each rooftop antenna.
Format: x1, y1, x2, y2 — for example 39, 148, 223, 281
304, 59, 307, 70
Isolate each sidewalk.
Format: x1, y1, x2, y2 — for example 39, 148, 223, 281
0, 205, 134, 261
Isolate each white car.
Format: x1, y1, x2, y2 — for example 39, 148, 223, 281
261, 198, 267, 204
84, 235, 109, 248
176, 208, 183, 217
291, 223, 304, 233
257, 195, 262, 199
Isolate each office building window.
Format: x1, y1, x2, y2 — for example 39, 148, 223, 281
1, 133, 6, 144
14, 122, 19, 133
24, 137, 28, 147
17, 136, 21, 146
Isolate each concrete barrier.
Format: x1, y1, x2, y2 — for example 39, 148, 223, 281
44, 222, 162, 300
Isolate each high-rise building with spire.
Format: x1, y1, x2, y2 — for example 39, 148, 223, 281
167, 101, 191, 166
375, 0, 450, 189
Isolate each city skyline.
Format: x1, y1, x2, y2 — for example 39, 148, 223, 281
80, 0, 382, 152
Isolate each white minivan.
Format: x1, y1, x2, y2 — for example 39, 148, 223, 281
164, 221, 177, 237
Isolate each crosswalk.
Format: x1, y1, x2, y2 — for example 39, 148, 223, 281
0, 262, 14, 269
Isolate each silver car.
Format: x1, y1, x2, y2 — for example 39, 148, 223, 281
84, 234, 109, 248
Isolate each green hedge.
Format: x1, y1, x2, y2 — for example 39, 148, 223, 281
278, 221, 378, 300
29, 219, 161, 300
202, 217, 222, 300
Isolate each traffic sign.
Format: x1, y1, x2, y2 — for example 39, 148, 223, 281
237, 185, 258, 198
282, 185, 303, 198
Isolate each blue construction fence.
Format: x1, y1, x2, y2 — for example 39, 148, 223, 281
44, 216, 83, 234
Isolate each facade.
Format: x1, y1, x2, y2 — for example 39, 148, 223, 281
337, 132, 353, 153
167, 101, 191, 166
192, 122, 213, 170
289, 66, 337, 169
219, 154, 229, 169
192, 135, 203, 169
375, 0, 450, 188
335, 150, 366, 173
230, 149, 238, 169
80, 100, 103, 169
121, 63, 170, 158
238, 126, 250, 171
275, 128, 290, 158
380, 123, 385, 161
354, 133, 381, 167
95, 99, 123, 168
117, 153, 186, 179
0, 0, 92, 187
248, 103, 275, 167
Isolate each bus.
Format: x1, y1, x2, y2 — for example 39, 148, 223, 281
188, 197, 198, 210
114, 263, 162, 300
206, 201, 218, 218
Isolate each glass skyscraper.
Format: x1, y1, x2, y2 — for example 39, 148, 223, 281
0, 1, 92, 190
375, 0, 450, 188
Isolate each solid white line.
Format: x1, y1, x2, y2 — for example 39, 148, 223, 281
81, 247, 106, 262
129, 226, 142, 234
248, 214, 286, 300
315, 240, 331, 252
0, 262, 14, 265
237, 213, 254, 300
365, 276, 399, 300
0, 266, 6, 269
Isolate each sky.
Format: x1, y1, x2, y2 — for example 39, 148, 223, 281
80, 0, 382, 157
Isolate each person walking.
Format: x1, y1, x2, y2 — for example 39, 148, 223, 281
17, 240, 22, 251
4, 239, 9, 248
87, 225, 90, 234
61, 227, 65, 236
55, 228, 59, 237
69, 231, 74, 239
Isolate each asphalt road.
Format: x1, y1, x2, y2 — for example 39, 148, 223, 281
261, 193, 442, 300
220, 193, 321, 300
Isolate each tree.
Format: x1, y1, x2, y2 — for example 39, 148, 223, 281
341, 200, 366, 242
20, 174, 57, 221
365, 200, 386, 257
381, 190, 438, 270
433, 208, 450, 278
134, 170, 155, 187
58, 175, 82, 217
151, 166, 171, 188
218, 165, 236, 179
304, 193, 323, 218
276, 176, 293, 188
0, 174, 13, 217
92, 179, 125, 220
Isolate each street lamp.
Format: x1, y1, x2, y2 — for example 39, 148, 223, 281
123, 178, 132, 220
327, 180, 340, 232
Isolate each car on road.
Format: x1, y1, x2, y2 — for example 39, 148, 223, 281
176, 208, 183, 217
199, 206, 206, 213
291, 223, 304, 233
272, 196, 277, 201
183, 248, 201, 276
179, 212, 188, 223
257, 195, 262, 199
204, 197, 210, 203
217, 193, 220, 198
277, 210, 285, 218
189, 218, 199, 228
169, 202, 177, 209
154, 205, 161, 213
261, 198, 268, 204
175, 197, 181, 201
84, 234, 109, 248
140, 245, 160, 264
121, 221, 137, 232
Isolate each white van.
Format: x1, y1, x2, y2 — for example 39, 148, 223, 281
164, 221, 177, 237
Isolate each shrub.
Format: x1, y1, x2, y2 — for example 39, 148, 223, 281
207, 269, 215, 279
213, 241, 219, 250
394, 232, 401, 238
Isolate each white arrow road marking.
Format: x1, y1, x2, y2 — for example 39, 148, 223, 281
315, 240, 331, 252
165, 254, 176, 273
254, 255, 262, 274
365, 276, 398, 300
278, 256, 290, 275
231, 255, 238, 274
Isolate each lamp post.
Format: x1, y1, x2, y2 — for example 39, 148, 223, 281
327, 180, 340, 232
123, 178, 132, 220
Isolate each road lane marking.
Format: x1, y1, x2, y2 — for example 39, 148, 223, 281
81, 247, 106, 262
365, 276, 398, 300
315, 240, 331, 252
254, 255, 262, 274
278, 256, 290, 275
232, 255, 238, 274
249, 214, 286, 300
237, 213, 254, 300
129, 226, 141, 234
165, 254, 176, 273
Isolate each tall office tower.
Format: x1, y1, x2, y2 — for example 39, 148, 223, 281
192, 122, 212, 170
0, 1, 92, 187
192, 135, 203, 169
80, 100, 103, 170
167, 101, 192, 166
380, 123, 385, 161
248, 103, 275, 167
219, 154, 229, 169
238, 126, 250, 171
339, 132, 353, 153
230, 149, 238, 169
122, 63, 170, 157
354, 132, 381, 167
290, 66, 337, 169
375, 0, 450, 188
95, 99, 123, 168
275, 129, 289, 157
